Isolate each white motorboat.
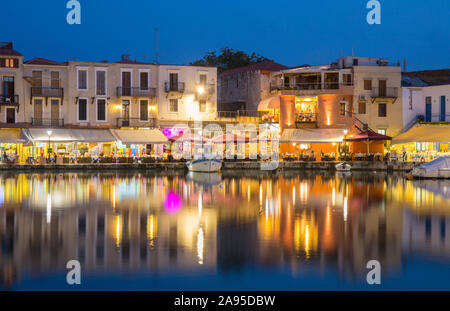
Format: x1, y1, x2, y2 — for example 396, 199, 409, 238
336, 162, 352, 172
187, 159, 222, 172
411, 156, 450, 179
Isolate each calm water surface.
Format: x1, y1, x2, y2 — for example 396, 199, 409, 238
0, 170, 450, 290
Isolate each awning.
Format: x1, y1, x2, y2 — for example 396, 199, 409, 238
0, 129, 30, 144
112, 129, 168, 144
346, 130, 392, 142
258, 96, 280, 111
280, 128, 346, 143
392, 124, 450, 144
26, 128, 116, 143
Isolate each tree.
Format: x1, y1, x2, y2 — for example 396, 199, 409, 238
190, 47, 271, 73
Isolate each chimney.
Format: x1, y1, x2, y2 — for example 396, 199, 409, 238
403, 59, 407, 73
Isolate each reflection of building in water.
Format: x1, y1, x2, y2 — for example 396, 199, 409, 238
0, 172, 450, 288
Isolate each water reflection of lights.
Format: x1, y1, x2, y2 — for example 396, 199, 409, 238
294, 214, 318, 259
332, 187, 336, 206
197, 227, 204, 265
46, 194, 52, 224
198, 192, 203, 216
343, 197, 348, 222
299, 183, 308, 204
147, 215, 157, 246
292, 186, 296, 205
114, 215, 122, 247
164, 191, 182, 214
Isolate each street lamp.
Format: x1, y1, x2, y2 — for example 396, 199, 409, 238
47, 130, 53, 161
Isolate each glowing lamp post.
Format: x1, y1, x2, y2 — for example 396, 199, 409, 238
47, 130, 53, 160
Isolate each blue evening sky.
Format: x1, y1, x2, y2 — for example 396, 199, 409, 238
1, 0, 449, 71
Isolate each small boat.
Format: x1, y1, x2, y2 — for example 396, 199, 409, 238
411, 156, 450, 179
336, 162, 352, 172
187, 159, 222, 172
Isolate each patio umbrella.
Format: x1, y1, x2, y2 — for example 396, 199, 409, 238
171, 132, 210, 143
346, 130, 392, 154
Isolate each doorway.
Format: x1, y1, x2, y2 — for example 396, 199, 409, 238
6, 108, 15, 124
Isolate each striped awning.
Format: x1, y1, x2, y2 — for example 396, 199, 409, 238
280, 128, 346, 143
111, 129, 168, 144
26, 128, 116, 143
0, 129, 29, 144
393, 124, 450, 143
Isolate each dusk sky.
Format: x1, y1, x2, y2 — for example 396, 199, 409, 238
2, 0, 449, 71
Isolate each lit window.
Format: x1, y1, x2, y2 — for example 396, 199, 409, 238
169, 99, 178, 112
340, 102, 346, 116
377, 129, 386, 135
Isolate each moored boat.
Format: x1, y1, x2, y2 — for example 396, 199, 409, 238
336, 162, 352, 172
411, 156, 450, 179
187, 159, 222, 172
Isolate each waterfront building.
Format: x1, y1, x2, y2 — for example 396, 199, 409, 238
218, 60, 287, 112
391, 69, 450, 160
0, 42, 219, 162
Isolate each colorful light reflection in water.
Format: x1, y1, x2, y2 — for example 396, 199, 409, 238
164, 190, 183, 214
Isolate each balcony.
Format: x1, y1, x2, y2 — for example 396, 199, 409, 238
270, 82, 353, 95
0, 95, 19, 106
117, 87, 156, 97
31, 87, 64, 98
371, 87, 398, 98
32, 118, 65, 127
164, 82, 185, 93
422, 114, 450, 123
216, 110, 264, 123
295, 113, 317, 129
116, 117, 156, 128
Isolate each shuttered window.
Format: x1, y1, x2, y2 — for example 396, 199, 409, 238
140, 100, 148, 121
78, 98, 88, 121
199, 100, 206, 112
96, 70, 106, 95
169, 99, 178, 112
140, 72, 149, 90
97, 99, 106, 121
51, 71, 60, 89
78, 70, 88, 90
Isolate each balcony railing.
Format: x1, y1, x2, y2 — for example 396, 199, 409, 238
270, 82, 353, 92
296, 113, 317, 123
422, 114, 450, 123
371, 87, 398, 98
31, 87, 64, 97
0, 95, 19, 106
164, 82, 185, 93
32, 118, 65, 127
116, 117, 156, 128
117, 87, 156, 97
217, 110, 264, 121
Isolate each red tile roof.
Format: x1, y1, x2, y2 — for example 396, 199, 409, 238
0, 42, 22, 57
219, 60, 288, 77
24, 57, 67, 66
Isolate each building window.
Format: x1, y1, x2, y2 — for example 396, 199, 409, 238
340, 102, 346, 116
377, 129, 387, 135
78, 98, 88, 121
140, 72, 149, 90
140, 100, 149, 121
343, 74, 352, 85
353, 59, 359, 66
50, 71, 60, 89
199, 100, 206, 113
78, 69, 88, 90
96, 99, 106, 122
426, 96, 432, 105
378, 103, 387, 117
364, 79, 372, 90
358, 101, 366, 114
0, 58, 18, 68
169, 99, 178, 112
199, 74, 207, 85
96, 70, 106, 96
